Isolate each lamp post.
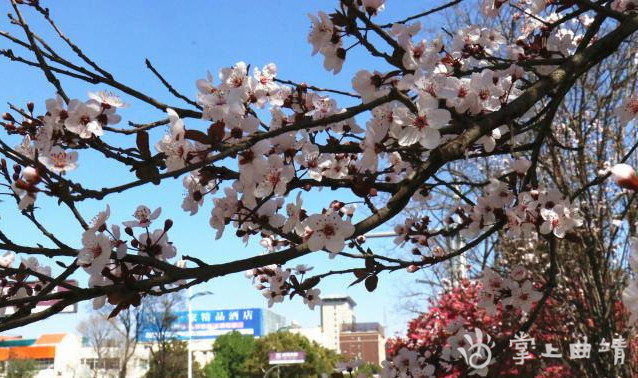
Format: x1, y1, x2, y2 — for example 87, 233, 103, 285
188, 288, 214, 378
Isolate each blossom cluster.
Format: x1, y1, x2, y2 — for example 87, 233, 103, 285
245, 263, 321, 310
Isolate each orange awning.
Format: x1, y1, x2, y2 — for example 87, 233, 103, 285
0, 346, 55, 361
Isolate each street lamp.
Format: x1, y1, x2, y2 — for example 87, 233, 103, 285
188, 288, 214, 378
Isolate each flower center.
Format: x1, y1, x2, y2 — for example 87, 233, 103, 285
414, 115, 429, 130
79, 115, 91, 126
322, 224, 336, 237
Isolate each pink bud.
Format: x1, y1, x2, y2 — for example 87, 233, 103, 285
22, 167, 40, 184
611, 164, 638, 191
406, 265, 419, 273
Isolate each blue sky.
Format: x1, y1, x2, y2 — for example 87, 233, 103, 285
0, 1, 449, 340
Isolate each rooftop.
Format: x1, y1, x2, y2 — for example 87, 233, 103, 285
320, 294, 357, 307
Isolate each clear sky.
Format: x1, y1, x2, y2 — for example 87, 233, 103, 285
0, 1, 449, 340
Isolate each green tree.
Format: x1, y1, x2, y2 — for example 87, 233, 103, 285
5, 359, 37, 378
145, 339, 204, 378
354, 362, 381, 377
204, 331, 255, 378
243, 332, 340, 378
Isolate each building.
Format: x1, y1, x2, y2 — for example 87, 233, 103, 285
0, 333, 82, 377
290, 294, 387, 365
79, 340, 149, 378
321, 295, 357, 352
339, 323, 386, 365
0, 307, 286, 377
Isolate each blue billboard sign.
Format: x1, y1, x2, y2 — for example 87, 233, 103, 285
138, 308, 264, 342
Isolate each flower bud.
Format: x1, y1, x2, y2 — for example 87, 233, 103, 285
2, 112, 14, 122
406, 265, 419, 273
164, 219, 173, 231
611, 163, 638, 191
22, 167, 40, 184
27, 101, 34, 113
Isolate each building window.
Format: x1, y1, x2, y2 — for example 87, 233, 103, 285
80, 358, 120, 370
33, 359, 54, 370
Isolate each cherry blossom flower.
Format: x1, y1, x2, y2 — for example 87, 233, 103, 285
440, 77, 477, 114
503, 280, 543, 313
0, 252, 14, 268
390, 21, 421, 47
293, 264, 314, 275
10, 167, 39, 210
156, 108, 193, 171
481, 0, 507, 17
21, 257, 51, 276
182, 173, 215, 215
64, 99, 102, 138
352, 70, 390, 102
470, 69, 503, 113
510, 265, 528, 281
295, 143, 329, 181
308, 11, 334, 56
123, 205, 161, 228
612, 0, 638, 12
77, 230, 112, 275
476, 126, 504, 152
539, 203, 583, 238
138, 229, 177, 261
303, 212, 355, 255
15, 135, 35, 159
89, 205, 111, 231
282, 192, 305, 235
320, 42, 346, 75
210, 187, 239, 239
39, 146, 78, 174
263, 289, 285, 307
251, 198, 286, 234
611, 163, 638, 191
509, 158, 531, 175
253, 63, 279, 95
392, 347, 418, 373
238, 140, 270, 187
220, 61, 250, 113
308, 95, 337, 120
88, 91, 128, 108
361, 0, 385, 16
254, 155, 295, 197
198, 90, 230, 121
110, 224, 128, 259
303, 288, 321, 309
393, 100, 451, 149
480, 267, 506, 293
402, 38, 440, 71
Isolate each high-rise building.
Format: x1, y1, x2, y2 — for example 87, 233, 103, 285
291, 294, 386, 365
320, 295, 357, 352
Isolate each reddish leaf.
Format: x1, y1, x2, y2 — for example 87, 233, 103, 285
135, 164, 161, 185
108, 303, 124, 319
207, 121, 225, 146
353, 268, 368, 279
365, 275, 378, 292
136, 131, 151, 158
185, 129, 211, 145
365, 256, 375, 271
299, 276, 320, 290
